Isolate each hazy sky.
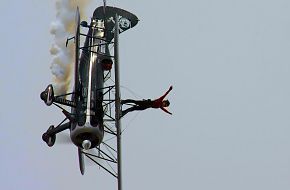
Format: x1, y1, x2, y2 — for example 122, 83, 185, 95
1, 0, 290, 190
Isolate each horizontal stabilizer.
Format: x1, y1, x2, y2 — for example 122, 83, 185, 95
93, 6, 139, 41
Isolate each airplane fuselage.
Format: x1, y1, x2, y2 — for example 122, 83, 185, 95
70, 19, 107, 150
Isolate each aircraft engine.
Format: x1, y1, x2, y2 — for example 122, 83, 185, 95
70, 123, 104, 149
40, 84, 54, 106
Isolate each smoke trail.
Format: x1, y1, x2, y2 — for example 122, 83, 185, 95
50, 0, 92, 95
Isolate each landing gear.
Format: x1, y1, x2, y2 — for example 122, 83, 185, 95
42, 125, 56, 147
40, 84, 54, 106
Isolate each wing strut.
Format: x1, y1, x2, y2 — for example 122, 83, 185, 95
114, 14, 122, 190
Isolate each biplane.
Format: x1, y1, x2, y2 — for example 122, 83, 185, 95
40, 2, 138, 189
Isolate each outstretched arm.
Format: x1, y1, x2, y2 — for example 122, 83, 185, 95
161, 107, 172, 115
159, 85, 173, 101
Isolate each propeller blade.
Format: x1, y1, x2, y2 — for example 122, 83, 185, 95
78, 147, 85, 175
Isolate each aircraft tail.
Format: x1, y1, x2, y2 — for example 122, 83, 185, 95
93, 6, 139, 41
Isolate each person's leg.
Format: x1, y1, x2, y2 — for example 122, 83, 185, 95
121, 99, 138, 104
121, 105, 149, 117
122, 106, 138, 117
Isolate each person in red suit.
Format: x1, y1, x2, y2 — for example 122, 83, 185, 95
121, 86, 173, 117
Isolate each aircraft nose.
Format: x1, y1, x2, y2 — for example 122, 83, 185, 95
82, 140, 92, 150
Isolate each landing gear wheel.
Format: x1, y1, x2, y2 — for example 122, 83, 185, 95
42, 125, 56, 147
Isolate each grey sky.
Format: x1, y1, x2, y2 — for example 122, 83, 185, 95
1, 0, 290, 189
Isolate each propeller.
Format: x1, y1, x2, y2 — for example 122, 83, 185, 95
55, 132, 103, 169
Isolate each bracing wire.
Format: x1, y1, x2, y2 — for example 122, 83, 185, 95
120, 85, 143, 99
121, 111, 140, 134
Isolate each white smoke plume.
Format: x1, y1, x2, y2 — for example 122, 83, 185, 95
50, 0, 92, 95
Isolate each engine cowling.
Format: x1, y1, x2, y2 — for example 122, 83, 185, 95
70, 123, 104, 149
